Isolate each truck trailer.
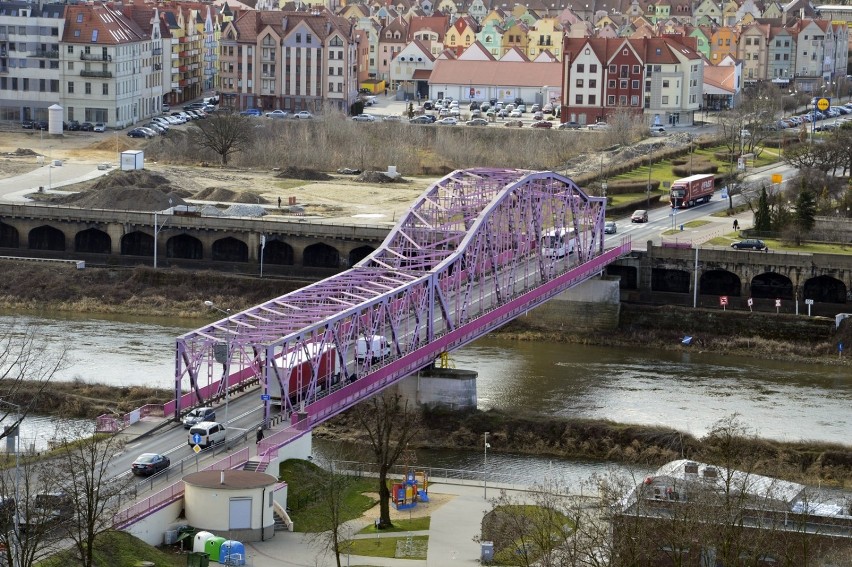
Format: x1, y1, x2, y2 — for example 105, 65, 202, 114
670, 174, 715, 208
269, 343, 339, 405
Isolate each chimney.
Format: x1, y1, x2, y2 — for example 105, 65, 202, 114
781, 8, 786, 25
282, 16, 288, 30
220, 470, 225, 484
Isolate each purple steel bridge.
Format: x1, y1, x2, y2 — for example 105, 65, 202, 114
173, 168, 631, 438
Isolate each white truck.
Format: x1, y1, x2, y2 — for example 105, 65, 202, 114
356, 335, 392, 364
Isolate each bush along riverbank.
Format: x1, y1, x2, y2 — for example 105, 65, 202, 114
317, 407, 852, 489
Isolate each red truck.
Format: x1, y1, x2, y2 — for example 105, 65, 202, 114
269, 343, 339, 405
670, 174, 715, 208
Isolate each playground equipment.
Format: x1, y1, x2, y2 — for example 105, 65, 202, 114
391, 470, 429, 510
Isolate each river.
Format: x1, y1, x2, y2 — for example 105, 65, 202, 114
2, 312, 850, 453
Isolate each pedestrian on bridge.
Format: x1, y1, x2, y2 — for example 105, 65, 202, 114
256, 426, 264, 444
733, 219, 739, 231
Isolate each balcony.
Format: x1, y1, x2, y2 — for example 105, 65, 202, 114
152, 47, 163, 56
179, 65, 188, 72
81, 69, 112, 78
0, 67, 7, 74
171, 53, 179, 60
81, 52, 111, 62
171, 81, 179, 89
180, 51, 188, 58
30, 49, 59, 58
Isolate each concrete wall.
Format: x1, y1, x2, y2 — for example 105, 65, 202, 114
184, 481, 275, 542
524, 276, 622, 331
395, 368, 478, 409
124, 498, 185, 547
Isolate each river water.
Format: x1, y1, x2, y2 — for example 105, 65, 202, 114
2, 312, 850, 455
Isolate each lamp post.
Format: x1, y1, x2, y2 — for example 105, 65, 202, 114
0, 399, 22, 567
204, 301, 232, 429
483, 432, 490, 499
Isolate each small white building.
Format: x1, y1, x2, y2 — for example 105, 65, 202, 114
183, 470, 278, 542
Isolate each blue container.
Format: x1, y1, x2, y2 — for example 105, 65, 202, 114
220, 540, 246, 565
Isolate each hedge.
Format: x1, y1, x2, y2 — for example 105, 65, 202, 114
606, 179, 662, 193
672, 162, 718, 176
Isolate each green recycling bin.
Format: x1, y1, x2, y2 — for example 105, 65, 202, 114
204, 536, 227, 563
186, 551, 210, 567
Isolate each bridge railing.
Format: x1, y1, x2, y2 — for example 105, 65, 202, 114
114, 447, 250, 528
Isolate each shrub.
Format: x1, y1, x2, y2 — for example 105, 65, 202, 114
672, 162, 718, 176
607, 179, 661, 192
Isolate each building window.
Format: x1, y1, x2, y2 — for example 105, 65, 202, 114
588, 95, 596, 105
631, 80, 639, 89
575, 94, 583, 104
102, 83, 108, 95
608, 64, 616, 73
589, 64, 597, 72
296, 33, 301, 43
632, 64, 639, 74
662, 80, 669, 88
608, 79, 615, 88
662, 95, 669, 104
85, 82, 91, 94
631, 95, 639, 105
576, 78, 584, 87
68, 81, 74, 93
589, 79, 596, 88
67, 45, 73, 53
620, 79, 627, 89
619, 95, 626, 105
577, 63, 584, 72
607, 95, 615, 105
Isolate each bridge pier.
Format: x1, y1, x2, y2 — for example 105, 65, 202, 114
395, 368, 478, 410
524, 276, 622, 331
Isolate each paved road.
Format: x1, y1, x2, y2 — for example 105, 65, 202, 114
0, 161, 111, 203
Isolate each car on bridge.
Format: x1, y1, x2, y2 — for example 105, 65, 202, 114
731, 239, 767, 251
605, 221, 617, 234
183, 406, 216, 428
131, 453, 171, 476
631, 210, 649, 223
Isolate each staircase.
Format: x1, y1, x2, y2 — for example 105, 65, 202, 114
242, 458, 267, 473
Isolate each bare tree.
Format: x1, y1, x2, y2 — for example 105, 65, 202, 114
308, 449, 362, 567
189, 113, 254, 165
604, 106, 644, 147
352, 392, 420, 529
0, 319, 67, 443
0, 457, 66, 567
51, 428, 135, 567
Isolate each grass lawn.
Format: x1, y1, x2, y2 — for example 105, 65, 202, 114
37, 530, 186, 567
707, 234, 852, 254
661, 220, 712, 236
357, 516, 431, 534
279, 459, 379, 533
346, 535, 429, 559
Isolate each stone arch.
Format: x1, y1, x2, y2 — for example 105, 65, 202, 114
348, 245, 375, 267
304, 242, 340, 268
263, 240, 294, 265
166, 234, 203, 260
802, 275, 847, 304
28, 225, 65, 251
751, 272, 793, 300
651, 268, 690, 293
74, 228, 111, 254
0, 221, 19, 248
699, 269, 741, 296
212, 237, 248, 262
606, 265, 638, 289
121, 231, 154, 256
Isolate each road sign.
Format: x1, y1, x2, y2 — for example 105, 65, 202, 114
747, 298, 753, 306
720, 296, 728, 306
816, 97, 830, 112
192, 433, 202, 445
771, 173, 782, 184
805, 299, 814, 305
261, 394, 270, 401
775, 299, 781, 307
193, 444, 202, 454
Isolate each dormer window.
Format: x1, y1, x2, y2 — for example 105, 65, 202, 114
76, 13, 83, 23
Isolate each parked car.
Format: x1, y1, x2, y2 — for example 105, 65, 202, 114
382, 115, 402, 122
604, 221, 617, 234
293, 111, 314, 119
127, 128, 152, 139
504, 120, 524, 128
589, 122, 609, 130
409, 115, 434, 124
530, 120, 552, 129
131, 453, 170, 476
145, 123, 166, 134
509, 109, 522, 118
352, 113, 376, 122
532, 111, 544, 120
517, 104, 527, 113
80, 122, 94, 131
558, 121, 581, 130
21, 120, 34, 129
138, 126, 159, 137
33, 120, 48, 130
66, 120, 81, 131
631, 209, 649, 223
162, 104, 171, 113
265, 109, 289, 119
93, 123, 106, 132
543, 103, 555, 115
465, 118, 489, 127
239, 108, 262, 116
531, 104, 541, 113
436, 117, 458, 125
650, 126, 666, 135
423, 101, 434, 110
731, 239, 767, 251
182, 406, 216, 428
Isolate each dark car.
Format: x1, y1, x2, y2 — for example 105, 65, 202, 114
127, 128, 151, 139
66, 120, 81, 131
558, 121, 581, 130
409, 115, 434, 124
530, 120, 553, 129
423, 101, 434, 110
34, 121, 48, 130
80, 122, 94, 131
631, 209, 649, 223
21, 120, 34, 129
465, 118, 489, 126
131, 453, 170, 476
731, 239, 767, 251
239, 108, 262, 117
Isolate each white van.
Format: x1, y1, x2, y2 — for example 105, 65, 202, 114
356, 335, 391, 364
187, 421, 226, 448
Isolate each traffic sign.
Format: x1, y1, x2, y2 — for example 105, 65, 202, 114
805, 299, 814, 305
192, 433, 202, 445
775, 299, 781, 307
771, 173, 782, 184
720, 296, 728, 306
261, 394, 271, 401
816, 98, 830, 112
193, 444, 202, 454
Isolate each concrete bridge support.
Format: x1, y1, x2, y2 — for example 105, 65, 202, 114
525, 276, 622, 331
395, 368, 478, 410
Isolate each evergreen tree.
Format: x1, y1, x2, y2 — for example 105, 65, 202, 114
795, 190, 817, 232
754, 186, 772, 232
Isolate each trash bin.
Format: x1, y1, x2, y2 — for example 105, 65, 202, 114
481, 541, 494, 563
186, 551, 209, 567
680, 224, 684, 231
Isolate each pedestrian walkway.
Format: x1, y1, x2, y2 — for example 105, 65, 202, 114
0, 161, 110, 203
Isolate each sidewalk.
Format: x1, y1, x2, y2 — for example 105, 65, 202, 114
245, 482, 522, 567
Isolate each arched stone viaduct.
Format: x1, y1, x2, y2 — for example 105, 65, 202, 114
0, 204, 386, 271
609, 242, 851, 315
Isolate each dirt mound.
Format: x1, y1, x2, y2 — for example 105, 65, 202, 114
193, 186, 268, 204
355, 171, 405, 183
275, 166, 333, 181
88, 138, 136, 153
12, 148, 37, 156
61, 186, 187, 211
91, 170, 172, 191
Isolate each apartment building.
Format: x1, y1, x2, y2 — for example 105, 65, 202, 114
60, 3, 162, 128
219, 10, 358, 113
562, 37, 703, 126
0, 1, 64, 122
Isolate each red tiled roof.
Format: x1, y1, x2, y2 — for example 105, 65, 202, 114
412, 69, 432, 79
63, 3, 148, 44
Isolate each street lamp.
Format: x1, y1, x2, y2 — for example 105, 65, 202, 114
204, 301, 232, 429
483, 432, 490, 499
